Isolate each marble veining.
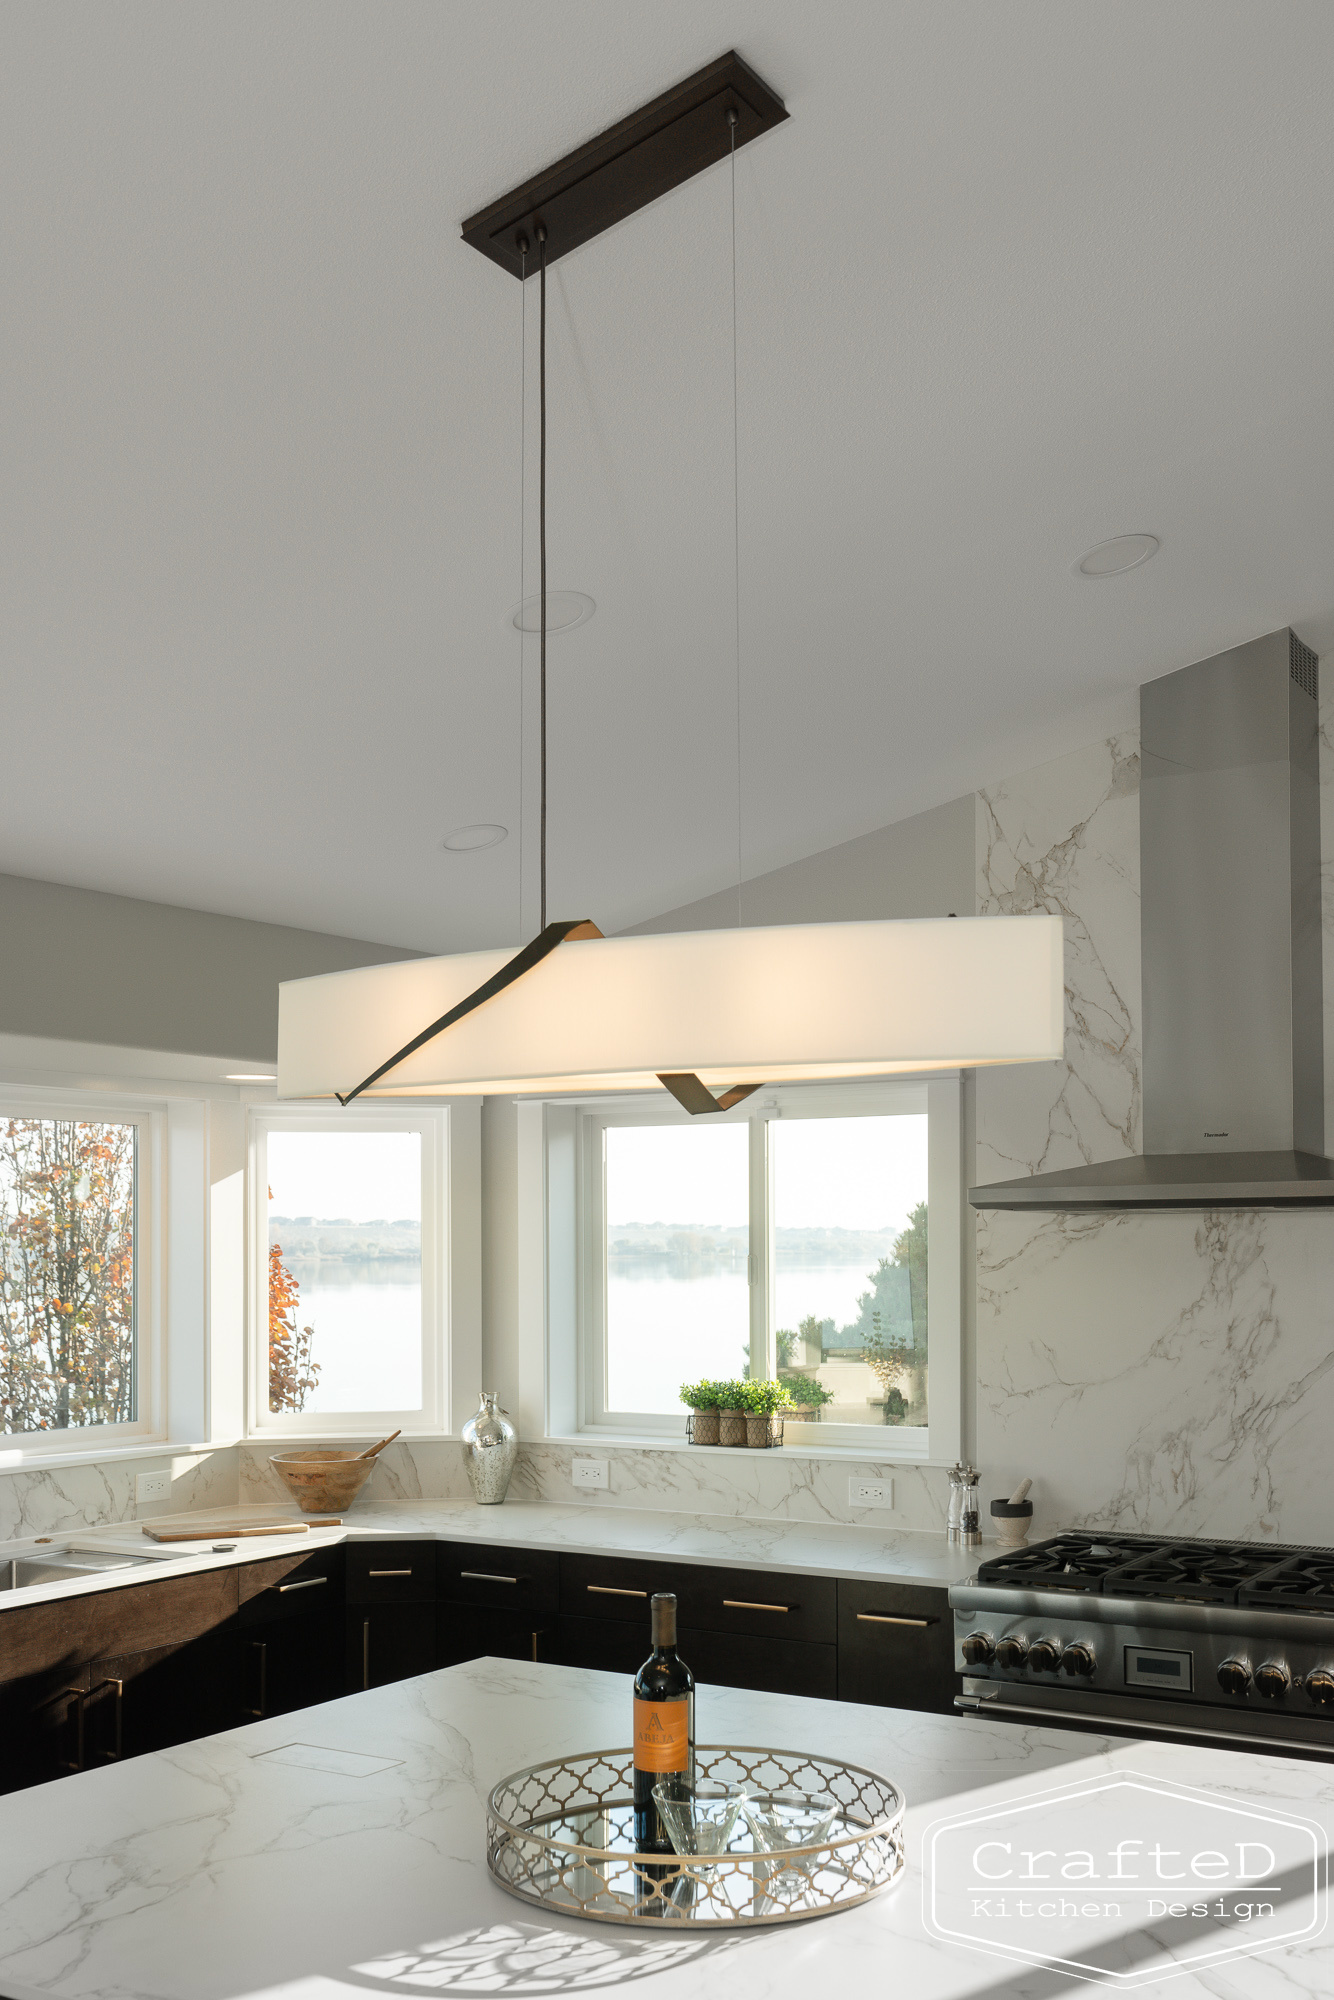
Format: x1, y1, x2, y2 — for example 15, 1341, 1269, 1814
0, 1657, 1330, 2000
975, 726, 1334, 1546
0, 1448, 236, 1544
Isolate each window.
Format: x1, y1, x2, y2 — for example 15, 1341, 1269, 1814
0, 1101, 159, 1444
248, 1107, 449, 1435
574, 1080, 961, 1458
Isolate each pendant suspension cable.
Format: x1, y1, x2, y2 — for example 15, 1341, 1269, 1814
538, 223, 549, 933
728, 107, 742, 929
517, 234, 528, 943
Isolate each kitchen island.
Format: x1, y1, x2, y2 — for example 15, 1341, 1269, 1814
0, 1658, 1330, 2000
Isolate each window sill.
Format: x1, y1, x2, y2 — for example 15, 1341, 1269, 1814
0, 1437, 224, 1475
545, 1433, 946, 1467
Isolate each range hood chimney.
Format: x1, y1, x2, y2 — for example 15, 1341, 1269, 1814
971, 627, 1334, 1209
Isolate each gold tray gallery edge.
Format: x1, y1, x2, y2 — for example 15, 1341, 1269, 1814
486, 1745, 906, 1927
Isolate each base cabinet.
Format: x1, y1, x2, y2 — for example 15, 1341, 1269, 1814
345, 1604, 437, 1692
85, 1635, 235, 1763
837, 1579, 957, 1713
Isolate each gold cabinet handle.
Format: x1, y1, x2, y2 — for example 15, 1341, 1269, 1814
275, 1576, 327, 1593
459, 1571, 520, 1584
587, 1584, 647, 1598
90, 1677, 124, 1760
246, 1641, 267, 1719
723, 1600, 790, 1613
368, 1569, 413, 1577
856, 1612, 934, 1627
362, 1617, 371, 1690
60, 1687, 86, 1773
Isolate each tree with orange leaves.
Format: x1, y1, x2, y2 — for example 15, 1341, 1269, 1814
268, 1190, 320, 1414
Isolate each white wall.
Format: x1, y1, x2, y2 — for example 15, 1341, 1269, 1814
0, 871, 420, 1061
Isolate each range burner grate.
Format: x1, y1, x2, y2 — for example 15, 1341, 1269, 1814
976, 1531, 1334, 1605
1240, 1557, 1334, 1614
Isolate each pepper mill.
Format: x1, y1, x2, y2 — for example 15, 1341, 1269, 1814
959, 1463, 981, 1547
947, 1462, 966, 1543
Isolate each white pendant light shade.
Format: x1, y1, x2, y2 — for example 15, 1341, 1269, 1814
276, 915, 1064, 1100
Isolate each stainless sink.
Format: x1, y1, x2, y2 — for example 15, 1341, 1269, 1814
0, 1549, 158, 1592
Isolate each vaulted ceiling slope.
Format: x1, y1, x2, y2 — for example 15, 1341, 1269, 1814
4, 1, 1334, 952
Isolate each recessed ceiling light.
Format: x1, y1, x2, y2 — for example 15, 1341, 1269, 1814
511, 591, 595, 633
225, 1073, 276, 1082
1075, 534, 1160, 578
442, 823, 508, 852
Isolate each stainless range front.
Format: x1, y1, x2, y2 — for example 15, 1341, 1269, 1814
951, 1531, 1334, 1757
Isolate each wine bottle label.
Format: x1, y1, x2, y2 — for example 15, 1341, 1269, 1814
633, 1698, 689, 1773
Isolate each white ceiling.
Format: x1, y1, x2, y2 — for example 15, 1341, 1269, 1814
6, 1, 1334, 951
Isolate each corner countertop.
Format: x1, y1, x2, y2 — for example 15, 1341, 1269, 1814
0, 1498, 987, 1613
0, 1657, 1329, 2000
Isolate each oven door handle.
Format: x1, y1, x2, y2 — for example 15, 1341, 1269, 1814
956, 1690, 1333, 1759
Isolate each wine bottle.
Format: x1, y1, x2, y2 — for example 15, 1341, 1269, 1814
632, 1591, 695, 1853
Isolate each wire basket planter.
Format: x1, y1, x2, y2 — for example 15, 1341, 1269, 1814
686, 1413, 785, 1448
486, 1745, 905, 1927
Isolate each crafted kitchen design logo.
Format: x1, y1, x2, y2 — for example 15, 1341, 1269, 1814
923, 1771, 1327, 1987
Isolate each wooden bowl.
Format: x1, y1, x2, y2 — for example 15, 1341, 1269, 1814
270, 1449, 378, 1514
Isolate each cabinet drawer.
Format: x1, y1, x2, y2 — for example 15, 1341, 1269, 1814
438, 1543, 558, 1620
238, 1548, 344, 1626
554, 1614, 650, 1675
686, 1626, 837, 1701
837, 1579, 956, 1714
678, 1568, 836, 1645
345, 1542, 435, 1604
560, 1552, 691, 1624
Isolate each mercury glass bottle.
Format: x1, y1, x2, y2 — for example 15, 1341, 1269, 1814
461, 1392, 519, 1505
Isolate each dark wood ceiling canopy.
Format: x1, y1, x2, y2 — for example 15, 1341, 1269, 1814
460, 51, 787, 278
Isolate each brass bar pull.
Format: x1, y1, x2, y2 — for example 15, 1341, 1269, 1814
530, 1632, 538, 1664
246, 1641, 267, 1719
856, 1613, 934, 1627
363, 1618, 371, 1690
587, 1584, 647, 1598
459, 1571, 521, 1584
91, 1678, 124, 1760
723, 1599, 790, 1614
368, 1568, 413, 1578
275, 1577, 327, 1593
60, 1688, 86, 1773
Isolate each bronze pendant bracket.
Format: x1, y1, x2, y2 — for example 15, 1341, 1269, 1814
657, 1073, 762, 1116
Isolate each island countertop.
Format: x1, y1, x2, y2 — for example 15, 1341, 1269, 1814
0, 1658, 1330, 2000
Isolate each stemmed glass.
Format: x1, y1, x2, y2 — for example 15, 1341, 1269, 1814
651, 1780, 749, 1911
740, 1788, 841, 1906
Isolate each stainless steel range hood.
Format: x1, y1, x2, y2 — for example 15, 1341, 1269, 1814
971, 627, 1333, 1209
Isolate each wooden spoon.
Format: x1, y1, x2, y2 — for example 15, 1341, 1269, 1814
358, 1428, 402, 1460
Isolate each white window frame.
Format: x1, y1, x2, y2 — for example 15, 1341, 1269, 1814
0, 1085, 165, 1454
563, 1076, 962, 1463
246, 1101, 456, 1439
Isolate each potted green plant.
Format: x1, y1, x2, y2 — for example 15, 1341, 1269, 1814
715, 1379, 749, 1448
679, 1380, 721, 1446
741, 1377, 793, 1447
779, 1373, 835, 1416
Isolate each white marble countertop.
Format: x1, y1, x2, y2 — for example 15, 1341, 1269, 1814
0, 1657, 1329, 2000
0, 1498, 985, 1614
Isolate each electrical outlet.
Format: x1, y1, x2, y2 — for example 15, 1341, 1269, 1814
136, 1470, 170, 1505
849, 1476, 894, 1511
571, 1457, 609, 1491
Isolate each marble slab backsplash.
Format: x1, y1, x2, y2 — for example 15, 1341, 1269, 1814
973, 720, 1334, 1547
0, 1448, 237, 1543
237, 1438, 950, 1532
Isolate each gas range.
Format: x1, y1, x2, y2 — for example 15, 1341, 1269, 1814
950, 1530, 1334, 1758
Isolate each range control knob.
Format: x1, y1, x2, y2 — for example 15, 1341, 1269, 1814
1255, 1661, 1290, 1700
1217, 1657, 1253, 1696
994, 1635, 1029, 1671
1305, 1669, 1334, 1706
1061, 1643, 1096, 1679
1028, 1639, 1063, 1674
961, 1633, 995, 1667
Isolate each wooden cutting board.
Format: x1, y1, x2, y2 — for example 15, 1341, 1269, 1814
142, 1520, 340, 1542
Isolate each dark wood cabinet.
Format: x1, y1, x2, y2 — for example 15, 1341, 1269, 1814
837, 1578, 956, 1713
345, 1603, 437, 1691
0, 1535, 960, 1792
238, 1547, 345, 1721
436, 1543, 558, 1668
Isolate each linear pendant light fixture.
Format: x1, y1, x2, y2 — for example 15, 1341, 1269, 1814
276, 53, 1065, 1108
